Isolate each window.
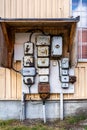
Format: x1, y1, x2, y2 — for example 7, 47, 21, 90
72, 0, 87, 60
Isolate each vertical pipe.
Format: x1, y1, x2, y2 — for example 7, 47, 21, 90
21, 92, 26, 121
43, 101, 46, 123
60, 92, 63, 120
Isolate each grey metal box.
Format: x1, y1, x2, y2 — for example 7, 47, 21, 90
24, 42, 34, 55
62, 69, 69, 76
22, 67, 36, 76
37, 46, 49, 57
23, 77, 34, 85
51, 36, 62, 57
61, 58, 69, 69
61, 76, 69, 82
37, 58, 49, 67
23, 56, 34, 67
36, 35, 50, 45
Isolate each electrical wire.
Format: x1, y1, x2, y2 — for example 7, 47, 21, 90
57, 60, 61, 81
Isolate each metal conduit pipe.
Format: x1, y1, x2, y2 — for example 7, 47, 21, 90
21, 92, 26, 121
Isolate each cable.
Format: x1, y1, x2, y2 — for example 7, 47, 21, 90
11, 66, 21, 74
57, 60, 61, 81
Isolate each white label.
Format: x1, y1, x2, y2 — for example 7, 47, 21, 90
37, 58, 49, 67
39, 76, 49, 83
37, 46, 49, 57
38, 68, 49, 75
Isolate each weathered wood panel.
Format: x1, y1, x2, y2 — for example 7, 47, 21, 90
0, 0, 70, 18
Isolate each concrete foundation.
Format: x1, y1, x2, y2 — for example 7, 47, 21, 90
0, 100, 87, 120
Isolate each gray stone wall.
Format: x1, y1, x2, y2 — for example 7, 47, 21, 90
0, 100, 87, 120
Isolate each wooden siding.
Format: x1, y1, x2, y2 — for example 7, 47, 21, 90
0, 0, 70, 18
0, 62, 87, 100
0, 62, 21, 100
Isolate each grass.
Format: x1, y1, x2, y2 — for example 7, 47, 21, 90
65, 114, 87, 124
0, 115, 87, 130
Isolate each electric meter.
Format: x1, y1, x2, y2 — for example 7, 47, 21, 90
24, 42, 34, 55
38, 68, 49, 75
23, 56, 34, 67
39, 76, 49, 83
37, 46, 49, 57
36, 36, 50, 46
22, 67, 36, 76
37, 58, 49, 67
51, 36, 62, 57
23, 77, 34, 85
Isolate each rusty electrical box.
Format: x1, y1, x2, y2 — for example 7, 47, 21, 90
38, 83, 50, 93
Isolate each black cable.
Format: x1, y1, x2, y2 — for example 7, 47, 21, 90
27, 29, 48, 42
57, 60, 61, 81
11, 66, 21, 74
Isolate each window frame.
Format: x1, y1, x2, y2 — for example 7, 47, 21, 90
71, 0, 87, 62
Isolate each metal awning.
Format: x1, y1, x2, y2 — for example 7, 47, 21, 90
0, 16, 80, 31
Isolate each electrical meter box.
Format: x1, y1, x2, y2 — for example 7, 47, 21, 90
37, 46, 49, 57
39, 76, 49, 83
62, 83, 69, 88
38, 68, 49, 75
22, 67, 36, 76
61, 76, 69, 83
23, 56, 34, 67
38, 83, 50, 93
23, 77, 34, 85
37, 58, 49, 67
62, 69, 69, 76
24, 42, 34, 55
36, 36, 50, 46
51, 36, 62, 57
61, 58, 69, 69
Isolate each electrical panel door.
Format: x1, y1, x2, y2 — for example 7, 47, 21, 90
22, 67, 36, 76
36, 36, 50, 45
37, 58, 49, 67
24, 42, 34, 55
23, 56, 34, 67
37, 46, 49, 57
51, 36, 62, 57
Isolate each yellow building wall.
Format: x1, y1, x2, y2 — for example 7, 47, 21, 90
0, 0, 86, 100
0, 62, 87, 100
0, 0, 70, 18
